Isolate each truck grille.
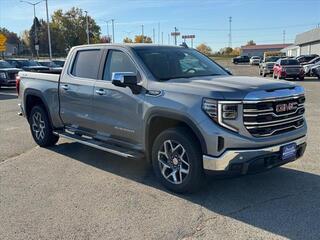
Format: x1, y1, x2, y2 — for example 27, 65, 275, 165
243, 95, 305, 137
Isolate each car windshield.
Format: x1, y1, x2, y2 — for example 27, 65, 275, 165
252, 56, 260, 59
266, 56, 280, 62
39, 61, 59, 67
0, 61, 14, 68
134, 47, 227, 81
20, 60, 41, 67
281, 59, 300, 65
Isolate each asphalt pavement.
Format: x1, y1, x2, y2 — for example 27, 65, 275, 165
0, 63, 319, 240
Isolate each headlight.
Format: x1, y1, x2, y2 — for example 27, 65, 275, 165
202, 98, 240, 132
0, 72, 6, 79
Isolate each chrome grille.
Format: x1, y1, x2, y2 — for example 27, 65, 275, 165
243, 95, 305, 137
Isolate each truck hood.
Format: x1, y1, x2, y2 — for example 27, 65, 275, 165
161, 75, 298, 100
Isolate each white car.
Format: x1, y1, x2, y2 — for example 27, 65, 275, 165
303, 57, 320, 76
250, 56, 261, 65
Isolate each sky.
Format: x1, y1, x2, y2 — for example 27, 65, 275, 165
0, 0, 320, 51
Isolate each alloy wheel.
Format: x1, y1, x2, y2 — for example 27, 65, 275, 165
31, 112, 46, 140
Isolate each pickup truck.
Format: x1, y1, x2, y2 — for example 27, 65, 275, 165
259, 56, 281, 77
17, 44, 307, 193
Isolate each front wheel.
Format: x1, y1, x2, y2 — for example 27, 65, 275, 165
29, 105, 59, 147
152, 128, 204, 193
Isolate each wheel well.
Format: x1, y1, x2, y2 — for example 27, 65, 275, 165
146, 116, 204, 161
25, 95, 45, 120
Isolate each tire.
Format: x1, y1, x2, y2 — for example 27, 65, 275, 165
259, 69, 262, 76
299, 76, 304, 81
273, 72, 276, 79
151, 127, 204, 193
262, 69, 267, 77
29, 105, 59, 147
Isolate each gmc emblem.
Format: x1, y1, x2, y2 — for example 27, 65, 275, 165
275, 102, 298, 113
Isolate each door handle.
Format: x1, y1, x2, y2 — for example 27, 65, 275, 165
95, 89, 106, 95
61, 84, 69, 90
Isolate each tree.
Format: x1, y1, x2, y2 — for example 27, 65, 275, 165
134, 35, 152, 43
100, 36, 111, 43
123, 37, 133, 43
50, 7, 101, 53
196, 43, 212, 56
246, 40, 256, 46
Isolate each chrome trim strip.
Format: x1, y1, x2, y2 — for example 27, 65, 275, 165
244, 115, 304, 127
244, 86, 305, 101
244, 106, 304, 117
203, 136, 307, 171
252, 123, 304, 137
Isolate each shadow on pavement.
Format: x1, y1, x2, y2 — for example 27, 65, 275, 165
49, 141, 320, 240
0, 87, 17, 100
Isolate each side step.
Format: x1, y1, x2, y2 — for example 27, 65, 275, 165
54, 130, 144, 159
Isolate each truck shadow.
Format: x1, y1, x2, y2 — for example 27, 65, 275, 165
49, 141, 320, 240
0, 87, 17, 100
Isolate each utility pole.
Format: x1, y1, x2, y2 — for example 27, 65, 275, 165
168, 33, 170, 45
158, 22, 160, 44
141, 24, 144, 43
228, 16, 232, 48
20, 0, 42, 58
45, 0, 52, 60
174, 27, 178, 45
111, 19, 115, 43
84, 11, 89, 44
161, 32, 163, 45
153, 28, 155, 43
283, 30, 286, 44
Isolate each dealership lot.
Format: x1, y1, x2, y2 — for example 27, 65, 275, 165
0, 62, 319, 240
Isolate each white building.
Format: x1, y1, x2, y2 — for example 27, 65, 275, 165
282, 28, 320, 56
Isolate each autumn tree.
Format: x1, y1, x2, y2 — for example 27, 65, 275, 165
134, 35, 152, 43
196, 43, 212, 56
123, 37, 133, 43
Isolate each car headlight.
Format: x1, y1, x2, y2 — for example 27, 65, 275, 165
0, 72, 6, 79
202, 98, 240, 132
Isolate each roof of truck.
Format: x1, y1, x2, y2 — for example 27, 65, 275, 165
71, 43, 185, 50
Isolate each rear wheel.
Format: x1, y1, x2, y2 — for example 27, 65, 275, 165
151, 128, 204, 193
262, 69, 267, 77
29, 105, 59, 147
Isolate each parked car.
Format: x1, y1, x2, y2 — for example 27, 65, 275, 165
303, 57, 320, 76
17, 44, 307, 193
37, 60, 63, 74
296, 54, 319, 65
311, 65, 320, 79
0, 60, 21, 88
273, 58, 304, 80
232, 55, 250, 64
6, 59, 50, 72
259, 56, 281, 77
52, 59, 65, 67
249, 56, 261, 65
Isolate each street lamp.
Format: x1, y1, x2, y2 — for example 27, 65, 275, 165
20, 0, 43, 58
105, 19, 115, 43
84, 11, 90, 44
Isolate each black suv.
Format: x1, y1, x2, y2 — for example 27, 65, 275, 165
296, 54, 319, 65
232, 55, 250, 64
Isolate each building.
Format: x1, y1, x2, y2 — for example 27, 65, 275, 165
240, 44, 291, 57
282, 28, 320, 56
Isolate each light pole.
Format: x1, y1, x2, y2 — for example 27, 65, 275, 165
45, 0, 52, 60
20, 0, 43, 58
105, 19, 115, 43
141, 24, 144, 43
84, 11, 90, 44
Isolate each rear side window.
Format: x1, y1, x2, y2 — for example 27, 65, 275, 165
71, 50, 101, 79
280, 59, 299, 65
103, 50, 137, 80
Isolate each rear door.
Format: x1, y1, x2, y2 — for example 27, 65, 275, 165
92, 48, 145, 145
59, 49, 102, 133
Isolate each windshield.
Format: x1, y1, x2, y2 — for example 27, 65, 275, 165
39, 61, 59, 67
20, 60, 41, 67
252, 56, 260, 59
266, 56, 280, 62
134, 47, 227, 81
281, 59, 300, 65
0, 61, 14, 68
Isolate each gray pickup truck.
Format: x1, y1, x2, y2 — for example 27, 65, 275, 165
17, 44, 307, 193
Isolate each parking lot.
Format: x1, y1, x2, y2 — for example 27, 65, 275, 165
0, 62, 319, 240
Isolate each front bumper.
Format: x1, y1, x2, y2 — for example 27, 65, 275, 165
203, 135, 306, 172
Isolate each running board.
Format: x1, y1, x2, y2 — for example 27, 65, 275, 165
54, 131, 144, 159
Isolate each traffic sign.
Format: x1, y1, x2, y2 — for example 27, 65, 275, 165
182, 35, 195, 39
171, 32, 180, 36
0, 33, 7, 46
0, 45, 6, 52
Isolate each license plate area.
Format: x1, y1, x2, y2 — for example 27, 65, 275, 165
281, 143, 297, 161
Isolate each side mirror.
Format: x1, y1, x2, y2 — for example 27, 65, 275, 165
111, 72, 142, 94
111, 72, 138, 87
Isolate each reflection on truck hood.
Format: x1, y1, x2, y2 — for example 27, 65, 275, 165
161, 75, 297, 100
